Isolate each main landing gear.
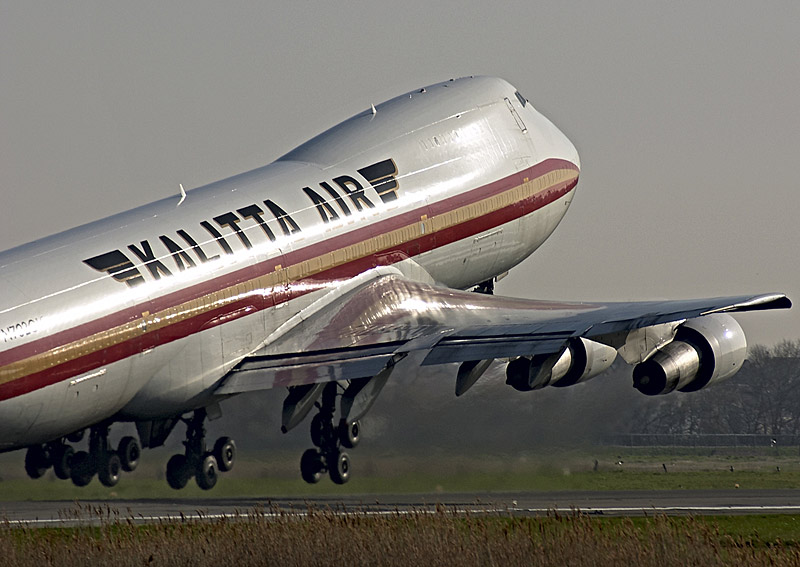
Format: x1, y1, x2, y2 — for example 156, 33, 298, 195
165, 408, 236, 491
24, 426, 141, 488
300, 382, 360, 485
23, 407, 236, 491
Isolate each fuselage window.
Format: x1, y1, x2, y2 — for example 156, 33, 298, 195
514, 91, 527, 107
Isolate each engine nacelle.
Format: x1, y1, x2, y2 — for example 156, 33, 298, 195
506, 338, 617, 392
632, 313, 746, 396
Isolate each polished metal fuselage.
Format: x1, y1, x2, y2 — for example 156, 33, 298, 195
0, 76, 579, 449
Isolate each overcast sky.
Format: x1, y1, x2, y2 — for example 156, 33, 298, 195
1, 2, 798, 346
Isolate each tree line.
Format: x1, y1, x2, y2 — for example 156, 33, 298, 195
215, 340, 800, 453
629, 340, 800, 437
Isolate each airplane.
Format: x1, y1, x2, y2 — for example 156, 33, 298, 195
0, 76, 790, 490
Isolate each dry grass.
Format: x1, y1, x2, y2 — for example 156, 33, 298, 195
1, 507, 799, 566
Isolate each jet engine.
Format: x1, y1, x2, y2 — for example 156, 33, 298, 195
632, 314, 746, 396
506, 338, 617, 392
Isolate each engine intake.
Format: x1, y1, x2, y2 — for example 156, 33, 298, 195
632, 314, 746, 396
506, 338, 617, 392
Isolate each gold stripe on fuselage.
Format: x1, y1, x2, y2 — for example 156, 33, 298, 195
0, 168, 578, 388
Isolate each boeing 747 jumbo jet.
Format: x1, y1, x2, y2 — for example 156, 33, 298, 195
0, 76, 790, 490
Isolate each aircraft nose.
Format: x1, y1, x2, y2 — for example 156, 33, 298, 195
551, 120, 580, 171
522, 100, 579, 170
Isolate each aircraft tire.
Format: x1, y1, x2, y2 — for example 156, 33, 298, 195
166, 454, 191, 490
310, 414, 326, 448
98, 452, 122, 488
70, 451, 95, 487
213, 437, 236, 473
300, 449, 324, 484
329, 451, 350, 485
195, 454, 218, 491
52, 444, 74, 480
339, 420, 361, 449
118, 436, 141, 472
24, 446, 50, 480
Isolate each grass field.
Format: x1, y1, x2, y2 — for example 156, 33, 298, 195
0, 447, 799, 500
2, 509, 800, 566
2, 448, 800, 565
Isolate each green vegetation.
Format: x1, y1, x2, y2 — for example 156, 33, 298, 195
1, 509, 800, 566
1, 449, 799, 500
2, 449, 799, 564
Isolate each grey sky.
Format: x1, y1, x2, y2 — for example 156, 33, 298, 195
1, 2, 798, 345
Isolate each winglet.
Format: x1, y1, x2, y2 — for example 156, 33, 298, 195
177, 183, 186, 207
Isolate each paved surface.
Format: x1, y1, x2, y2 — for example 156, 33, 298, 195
2, 489, 800, 526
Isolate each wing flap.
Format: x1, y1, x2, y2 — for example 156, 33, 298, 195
216, 345, 401, 394
215, 271, 790, 395
422, 335, 570, 365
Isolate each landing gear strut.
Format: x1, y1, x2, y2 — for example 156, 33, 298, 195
165, 409, 237, 490
70, 425, 126, 488
24, 427, 141, 488
300, 382, 357, 485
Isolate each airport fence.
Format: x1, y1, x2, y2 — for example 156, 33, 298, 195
606, 433, 800, 449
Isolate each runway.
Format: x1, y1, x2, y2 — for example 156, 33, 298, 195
2, 489, 800, 526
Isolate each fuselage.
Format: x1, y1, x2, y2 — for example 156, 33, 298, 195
0, 76, 579, 450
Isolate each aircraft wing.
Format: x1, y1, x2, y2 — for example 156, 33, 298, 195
215, 268, 790, 395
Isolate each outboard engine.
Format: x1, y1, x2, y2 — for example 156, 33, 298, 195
632, 314, 746, 396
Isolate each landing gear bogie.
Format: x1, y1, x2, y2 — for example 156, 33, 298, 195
35, 425, 144, 488
299, 383, 360, 485
165, 409, 236, 491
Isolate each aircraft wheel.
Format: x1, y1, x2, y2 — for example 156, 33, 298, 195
70, 451, 95, 487
329, 451, 350, 485
300, 449, 324, 484
166, 454, 191, 490
195, 454, 218, 491
24, 446, 50, 479
118, 436, 141, 472
310, 414, 326, 448
213, 437, 236, 473
339, 420, 361, 449
98, 452, 122, 487
52, 444, 74, 480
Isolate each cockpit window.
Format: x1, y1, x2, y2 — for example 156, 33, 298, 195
514, 91, 527, 107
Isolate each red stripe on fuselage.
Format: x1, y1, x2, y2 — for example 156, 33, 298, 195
0, 159, 578, 400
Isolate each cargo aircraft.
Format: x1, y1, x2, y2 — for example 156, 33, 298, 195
0, 76, 790, 489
